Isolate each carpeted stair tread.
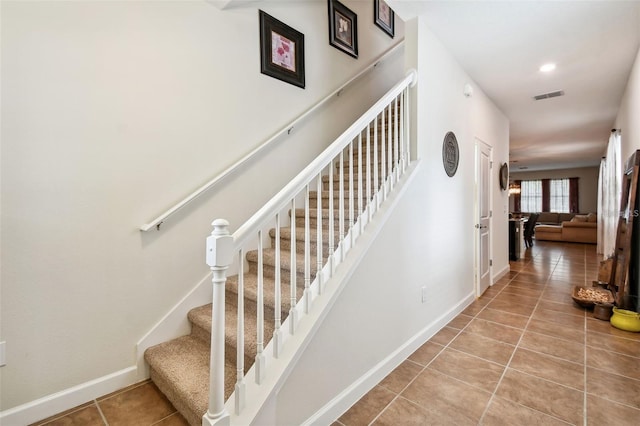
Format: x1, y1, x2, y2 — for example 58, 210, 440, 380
227, 274, 303, 316
246, 248, 319, 276
188, 302, 276, 365
145, 335, 235, 426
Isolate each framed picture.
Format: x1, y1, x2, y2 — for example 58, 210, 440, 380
328, 0, 358, 59
259, 10, 305, 88
374, 0, 394, 38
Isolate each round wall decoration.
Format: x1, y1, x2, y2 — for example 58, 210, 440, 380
499, 163, 509, 190
442, 131, 459, 177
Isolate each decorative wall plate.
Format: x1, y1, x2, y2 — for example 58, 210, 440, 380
499, 163, 509, 190
442, 131, 459, 177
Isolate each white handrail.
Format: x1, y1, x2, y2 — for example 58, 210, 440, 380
140, 40, 405, 231
232, 70, 417, 249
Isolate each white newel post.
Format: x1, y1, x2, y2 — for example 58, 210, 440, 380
203, 219, 233, 426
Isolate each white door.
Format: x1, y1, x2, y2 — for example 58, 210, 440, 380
476, 140, 492, 297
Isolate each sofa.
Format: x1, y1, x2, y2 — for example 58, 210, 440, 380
534, 212, 598, 244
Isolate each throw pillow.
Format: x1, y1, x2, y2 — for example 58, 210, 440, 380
572, 215, 588, 222
587, 212, 597, 223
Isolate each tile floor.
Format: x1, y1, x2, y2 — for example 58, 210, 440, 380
33, 242, 640, 425
335, 241, 640, 426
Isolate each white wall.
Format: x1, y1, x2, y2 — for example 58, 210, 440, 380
274, 16, 510, 424
0, 0, 405, 411
509, 166, 600, 213
616, 46, 640, 161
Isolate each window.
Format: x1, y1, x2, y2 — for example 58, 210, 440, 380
515, 177, 578, 213
521, 180, 542, 212
549, 178, 570, 213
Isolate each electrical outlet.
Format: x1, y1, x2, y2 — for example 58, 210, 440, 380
0, 341, 6, 367
421, 286, 427, 303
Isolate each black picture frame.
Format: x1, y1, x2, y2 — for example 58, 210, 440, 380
328, 0, 358, 59
374, 0, 394, 38
259, 10, 305, 88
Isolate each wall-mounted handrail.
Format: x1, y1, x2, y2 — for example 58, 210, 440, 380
140, 40, 405, 231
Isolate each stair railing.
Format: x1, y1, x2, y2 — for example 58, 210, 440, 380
203, 69, 417, 426
140, 41, 404, 232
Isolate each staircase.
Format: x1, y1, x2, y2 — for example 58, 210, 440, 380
143, 73, 415, 426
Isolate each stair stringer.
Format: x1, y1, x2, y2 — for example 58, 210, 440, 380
227, 161, 421, 426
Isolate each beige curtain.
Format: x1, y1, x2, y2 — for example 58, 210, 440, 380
600, 131, 622, 258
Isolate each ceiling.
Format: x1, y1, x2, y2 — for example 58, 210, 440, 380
391, 0, 640, 172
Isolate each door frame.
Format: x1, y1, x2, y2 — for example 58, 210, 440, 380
475, 138, 493, 297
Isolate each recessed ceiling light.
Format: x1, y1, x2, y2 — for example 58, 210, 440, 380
539, 63, 556, 73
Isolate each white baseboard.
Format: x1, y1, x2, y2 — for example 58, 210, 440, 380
302, 291, 475, 426
492, 264, 510, 283
0, 366, 138, 426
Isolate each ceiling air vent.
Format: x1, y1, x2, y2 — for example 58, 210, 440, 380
533, 90, 565, 101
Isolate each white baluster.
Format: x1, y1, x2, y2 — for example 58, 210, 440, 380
387, 104, 393, 192
235, 250, 245, 414
255, 230, 265, 384
366, 124, 372, 222
273, 214, 283, 358
289, 199, 298, 334
374, 116, 380, 212
339, 150, 345, 262
357, 132, 363, 234
348, 141, 354, 247
203, 219, 233, 426
316, 173, 323, 294
304, 184, 311, 313
400, 91, 406, 174
394, 97, 399, 183
328, 160, 335, 276
380, 110, 387, 202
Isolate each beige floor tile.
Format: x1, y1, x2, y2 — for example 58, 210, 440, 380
407, 341, 444, 366
449, 331, 516, 365
372, 396, 471, 426
587, 346, 640, 381
500, 288, 543, 301
492, 292, 540, 307
519, 331, 585, 364
509, 347, 584, 390
486, 298, 537, 317
447, 313, 474, 330
587, 367, 640, 409
338, 385, 395, 426
586, 318, 640, 341
526, 318, 585, 344
586, 331, 640, 358
152, 413, 190, 426
428, 348, 505, 392
379, 360, 423, 393
538, 299, 586, 317
476, 308, 530, 329
464, 318, 523, 345
401, 368, 491, 424
482, 396, 569, 426
532, 307, 585, 329
430, 326, 460, 346
496, 368, 583, 424
586, 393, 640, 426
32, 404, 105, 426
98, 382, 176, 426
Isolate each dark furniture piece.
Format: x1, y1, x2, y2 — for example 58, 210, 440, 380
509, 219, 525, 260
524, 213, 539, 248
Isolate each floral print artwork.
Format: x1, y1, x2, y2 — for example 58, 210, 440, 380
271, 31, 296, 72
